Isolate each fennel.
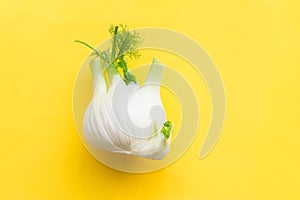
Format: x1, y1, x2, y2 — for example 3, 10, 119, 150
76, 24, 174, 160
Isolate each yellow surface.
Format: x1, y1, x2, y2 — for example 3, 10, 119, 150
1, 0, 299, 199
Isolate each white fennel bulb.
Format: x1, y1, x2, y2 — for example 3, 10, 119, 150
76, 24, 173, 160
84, 57, 173, 160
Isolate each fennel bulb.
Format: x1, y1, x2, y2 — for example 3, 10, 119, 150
76, 24, 173, 160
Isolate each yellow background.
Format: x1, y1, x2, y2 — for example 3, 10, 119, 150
1, 0, 299, 199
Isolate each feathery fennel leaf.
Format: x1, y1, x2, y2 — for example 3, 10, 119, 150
75, 24, 141, 85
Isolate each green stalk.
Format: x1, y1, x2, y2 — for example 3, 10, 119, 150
111, 26, 119, 61
74, 40, 105, 60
